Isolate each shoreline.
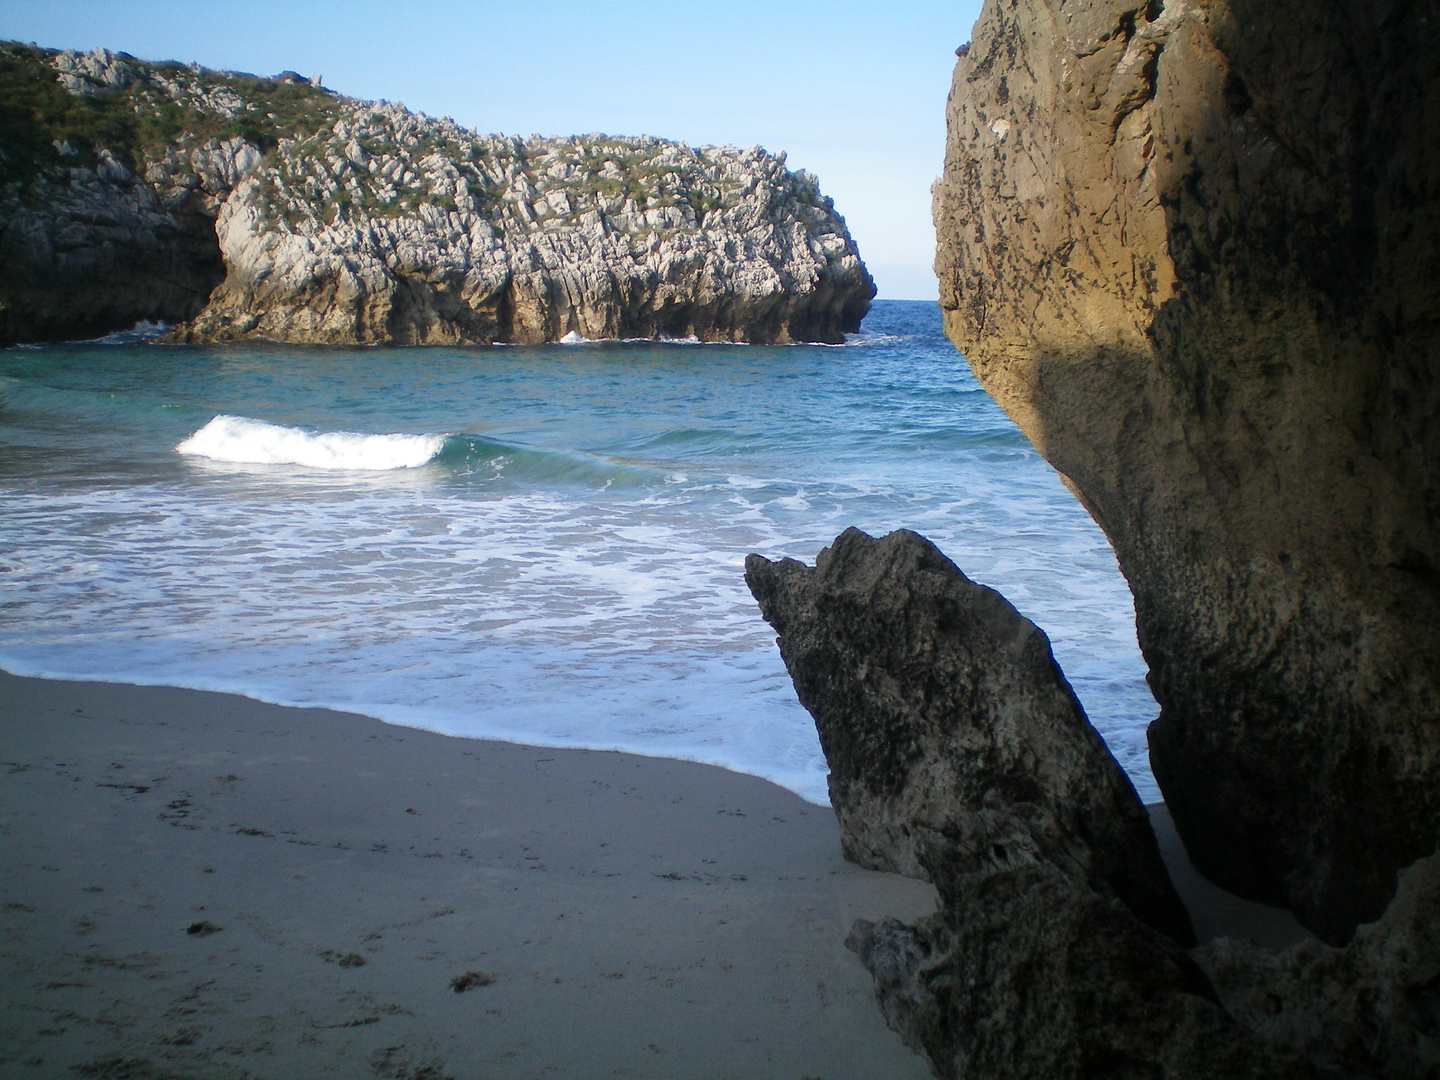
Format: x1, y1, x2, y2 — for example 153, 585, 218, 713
0, 656, 835, 809
0, 671, 1306, 1077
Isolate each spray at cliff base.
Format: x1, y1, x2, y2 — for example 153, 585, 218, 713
0, 302, 1159, 804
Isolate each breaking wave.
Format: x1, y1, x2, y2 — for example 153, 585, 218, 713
177, 415, 446, 471
175, 415, 665, 486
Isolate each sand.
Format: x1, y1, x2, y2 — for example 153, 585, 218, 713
0, 671, 1308, 1079
0, 672, 938, 1079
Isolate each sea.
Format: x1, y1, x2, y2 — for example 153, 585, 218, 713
0, 300, 1160, 804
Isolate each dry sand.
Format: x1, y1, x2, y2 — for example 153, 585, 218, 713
0, 671, 1307, 1079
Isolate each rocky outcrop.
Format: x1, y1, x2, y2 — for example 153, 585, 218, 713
933, 0, 1440, 943
0, 43, 872, 346
179, 120, 871, 345
845, 869, 1306, 1080
1196, 851, 1440, 1080
0, 156, 224, 344
745, 526, 1192, 944
748, 528, 1305, 1079
0, 47, 245, 343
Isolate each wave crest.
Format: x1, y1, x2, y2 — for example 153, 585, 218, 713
176, 415, 445, 471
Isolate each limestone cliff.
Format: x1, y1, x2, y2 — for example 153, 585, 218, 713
0, 44, 872, 346
933, 0, 1439, 943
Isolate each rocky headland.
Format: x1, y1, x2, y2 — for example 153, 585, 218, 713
0, 44, 873, 346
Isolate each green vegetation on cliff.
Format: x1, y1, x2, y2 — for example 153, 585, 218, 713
0, 41, 338, 183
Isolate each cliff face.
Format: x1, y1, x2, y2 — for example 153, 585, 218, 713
0, 47, 243, 342
934, 0, 1439, 943
0, 44, 873, 346
183, 121, 870, 345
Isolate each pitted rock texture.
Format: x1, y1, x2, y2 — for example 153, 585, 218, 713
845, 860, 1308, 1080
744, 526, 1193, 945
746, 528, 1331, 1077
933, 0, 1440, 942
0, 44, 872, 346
1195, 852, 1440, 1080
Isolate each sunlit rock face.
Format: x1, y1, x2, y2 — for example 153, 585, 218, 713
933, 0, 1439, 944
180, 122, 873, 346
0, 45, 873, 347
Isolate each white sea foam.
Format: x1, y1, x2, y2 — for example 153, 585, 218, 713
87, 319, 171, 345
176, 415, 446, 471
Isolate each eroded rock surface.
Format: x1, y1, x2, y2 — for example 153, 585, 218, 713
846, 865, 1306, 1080
745, 527, 1192, 944
1196, 852, 1440, 1080
0, 158, 224, 344
933, 0, 1440, 942
748, 527, 1310, 1078
0, 44, 872, 346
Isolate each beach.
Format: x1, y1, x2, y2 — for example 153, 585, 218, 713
0, 671, 940, 1079
0, 671, 1309, 1079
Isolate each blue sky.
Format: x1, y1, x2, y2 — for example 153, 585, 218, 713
1, 1, 985, 300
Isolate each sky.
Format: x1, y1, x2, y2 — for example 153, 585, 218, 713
0, 0, 985, 300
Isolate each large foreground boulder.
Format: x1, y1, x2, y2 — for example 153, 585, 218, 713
747, 528, 1307, 1078
933, 0, 1440, 942
745, 526, 1192, 944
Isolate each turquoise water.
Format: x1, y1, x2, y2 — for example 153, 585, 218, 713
0, 301, 1158, 802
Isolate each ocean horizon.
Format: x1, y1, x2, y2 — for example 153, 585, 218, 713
0, 299, 1160, 804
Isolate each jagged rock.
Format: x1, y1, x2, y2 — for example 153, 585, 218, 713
1195, 852, 1440, 1079
179, 122, 870, 345
744, 527, 1193, 945
747, 527, 1309, 1078
845, 860, 1308, 1080
933, 0, 1440, 942
51, 47, 138, 95
0, 44, 872, 346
